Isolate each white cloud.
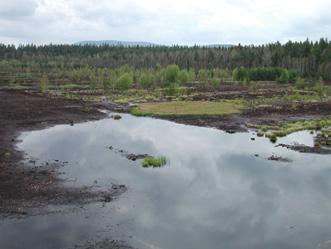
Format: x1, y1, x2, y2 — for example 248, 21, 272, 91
0, 0, 38, 18
0, 0, 330, 45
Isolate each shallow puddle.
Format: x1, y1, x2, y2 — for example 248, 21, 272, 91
1, 114, 331, 249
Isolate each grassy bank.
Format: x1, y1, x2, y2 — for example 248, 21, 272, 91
251, 118, 331, 142
131, 100, 244, 116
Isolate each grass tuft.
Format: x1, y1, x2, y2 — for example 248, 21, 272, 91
142, 156, 167, 168
111, 114, 122, 120
268, 134, 278, 143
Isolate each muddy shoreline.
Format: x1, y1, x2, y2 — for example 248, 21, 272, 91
0, 89, 128, 218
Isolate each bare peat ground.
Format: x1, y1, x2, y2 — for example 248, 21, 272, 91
0, 89, 127, 219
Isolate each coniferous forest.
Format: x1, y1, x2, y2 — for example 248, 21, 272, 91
0, 38, 330, 83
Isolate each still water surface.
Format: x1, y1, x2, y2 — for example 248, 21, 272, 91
1, 114, 331, 249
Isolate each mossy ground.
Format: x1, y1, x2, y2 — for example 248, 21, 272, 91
132, 100, 244, 116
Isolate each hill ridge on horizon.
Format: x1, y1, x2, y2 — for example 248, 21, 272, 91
74, 40, 234, 48
74, 40, 159, 47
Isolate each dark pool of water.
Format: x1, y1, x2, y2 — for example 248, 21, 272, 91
1, 114, 331, 249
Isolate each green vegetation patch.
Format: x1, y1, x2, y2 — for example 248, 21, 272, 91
132, 100, 244, 116
142, 156, 167, 168
319, 127, 331, 146
111, 114, 122, 120
253, 118, 331, 141
247, 90, 331, 111
60, 83, 83, 89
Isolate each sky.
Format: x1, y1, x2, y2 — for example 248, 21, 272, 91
0, 0, 330, 45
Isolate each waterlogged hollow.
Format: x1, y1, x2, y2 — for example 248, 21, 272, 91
1, 114, 331, 249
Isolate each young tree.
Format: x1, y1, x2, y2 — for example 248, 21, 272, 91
119, 64, 131, 74
139, 71, 154, 89
232, 67, 248, 81
39, 75, 48, 93
197, 69, 210, 82
295, 77, 307, 90
232, 68, 239, 81
163, 64, 180, 85
315, 77, 326, 100
115, 73, 133, 91
187, 68, 196, 81
178, 70, 189, 85
277, 69, 290, 84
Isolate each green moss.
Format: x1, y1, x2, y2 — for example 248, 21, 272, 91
142, 156, 167, 168
131, 100, 244, 117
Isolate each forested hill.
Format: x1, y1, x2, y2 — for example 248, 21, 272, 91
75, 40, 159, 47
74, 40, 233, 48
0, 38, 330, 79
75, 40, 234, 48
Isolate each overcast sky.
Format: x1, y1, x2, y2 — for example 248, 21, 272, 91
0, 0, 330, 45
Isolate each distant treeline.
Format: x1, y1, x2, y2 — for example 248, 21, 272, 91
0, 38, 330, 80
0, 60, 303, 91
